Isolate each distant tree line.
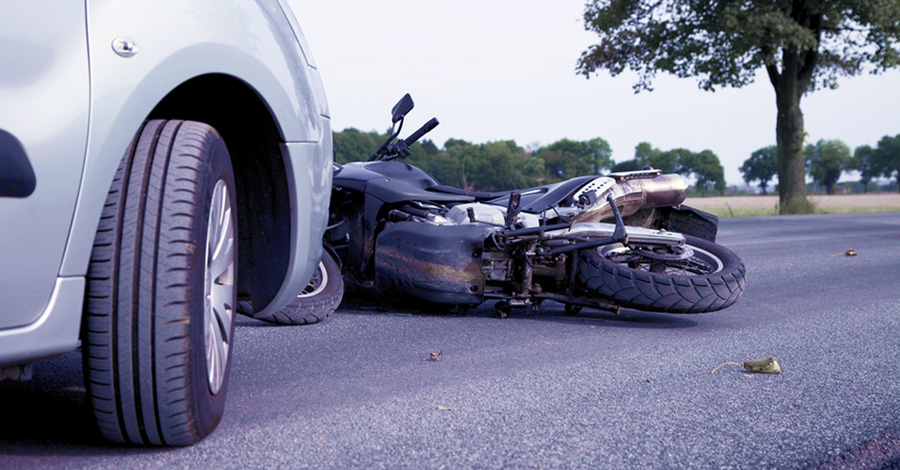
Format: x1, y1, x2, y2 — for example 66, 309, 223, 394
333, 128, 726, 194
740, 134, 900, 194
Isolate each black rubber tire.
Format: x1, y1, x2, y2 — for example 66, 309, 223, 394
82, 120, 237, 446
248, 249, 343, 325
576, 235, 746, 313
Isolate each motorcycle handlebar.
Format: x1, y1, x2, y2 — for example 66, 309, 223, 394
404, 117, 439, 146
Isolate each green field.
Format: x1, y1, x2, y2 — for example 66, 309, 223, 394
683, 194, 900, 218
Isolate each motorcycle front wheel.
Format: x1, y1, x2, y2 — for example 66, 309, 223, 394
575, 235, 745, 313
241, 249, 344, 325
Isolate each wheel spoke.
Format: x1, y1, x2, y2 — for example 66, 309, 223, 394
208, 184, 225, 251
205, 311, 227, 391
601, 243, 722, 276
211, 282, 234, 343
212, 205, 232, 259
204, 179, 235, 395
298, 261, 328, 298
209, 235, 234, 282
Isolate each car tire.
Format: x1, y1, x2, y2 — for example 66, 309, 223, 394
82, 120, 238, 446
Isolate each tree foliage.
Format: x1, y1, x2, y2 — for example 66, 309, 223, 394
874, 134, 900, 192
578, 1, 900, 92
535, 137, 614, 179
449, 140, 545, 191
805, 139, 851, 194
850, 144, 879, 193
332, 128, 387, 164
610, 159, 643, 173
613, 142, 726, 194
578, 0, 900, 212
686, 150, 728, 195
740, 146, 779, 194
334, 128, 609, 191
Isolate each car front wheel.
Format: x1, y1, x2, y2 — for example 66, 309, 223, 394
82, 119, 237, 446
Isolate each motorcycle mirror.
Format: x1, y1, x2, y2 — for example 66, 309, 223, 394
391, 94, 414, 123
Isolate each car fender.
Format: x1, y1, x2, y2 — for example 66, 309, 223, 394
61, 0, 331, 291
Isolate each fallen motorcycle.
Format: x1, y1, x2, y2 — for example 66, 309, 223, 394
283, 94, 745, 321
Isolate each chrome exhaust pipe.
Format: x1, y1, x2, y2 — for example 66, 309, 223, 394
574, 172, 687, 223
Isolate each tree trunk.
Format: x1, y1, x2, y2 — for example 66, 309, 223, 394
770, 49, 814, 214
775, 87, 811, 212
825, 173, 838, 195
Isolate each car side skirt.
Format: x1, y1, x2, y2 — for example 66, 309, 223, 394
0, 277, 84, 366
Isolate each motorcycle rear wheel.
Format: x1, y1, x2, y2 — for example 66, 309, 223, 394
576, 235, 745, 313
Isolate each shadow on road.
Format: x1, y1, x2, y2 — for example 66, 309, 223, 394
0, 352, 147, 456
528, 308, 699, 330
234, 317, 289, 328
333, 299, 700, 330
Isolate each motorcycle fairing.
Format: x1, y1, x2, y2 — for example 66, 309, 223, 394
352, 161, 440, 189
375, 221, 491, 305
366, 178, 474, 204
334, 161, 474, 204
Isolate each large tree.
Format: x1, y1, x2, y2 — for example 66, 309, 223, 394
578, 1, 900, 213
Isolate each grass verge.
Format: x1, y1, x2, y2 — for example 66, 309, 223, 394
704, 205, 900, 218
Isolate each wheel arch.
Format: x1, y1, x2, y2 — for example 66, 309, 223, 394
146, 74, 292, 310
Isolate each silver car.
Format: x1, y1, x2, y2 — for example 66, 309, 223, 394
0, 0, 332, 445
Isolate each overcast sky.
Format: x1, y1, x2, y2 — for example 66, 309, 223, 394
289, 0, 900, 186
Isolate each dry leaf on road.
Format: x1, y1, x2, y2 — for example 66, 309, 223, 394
831, 248, 858, 257
711, 356, 784, 375
430, 349, 443, 361
742, 356, 783, 374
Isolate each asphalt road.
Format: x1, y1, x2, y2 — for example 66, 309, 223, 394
2, 212, 899, 469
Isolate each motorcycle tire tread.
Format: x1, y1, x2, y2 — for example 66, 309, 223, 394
246, 250, 344, 325
575, 235, 746, 313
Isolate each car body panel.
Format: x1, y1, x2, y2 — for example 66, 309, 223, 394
0, 278, 84, 365
261, 134, 333, 319
0, 2, 90, 329
62, 0, 328, 275
1, 0, 331, 365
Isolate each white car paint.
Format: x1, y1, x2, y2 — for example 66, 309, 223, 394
0, 0, 331, 366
